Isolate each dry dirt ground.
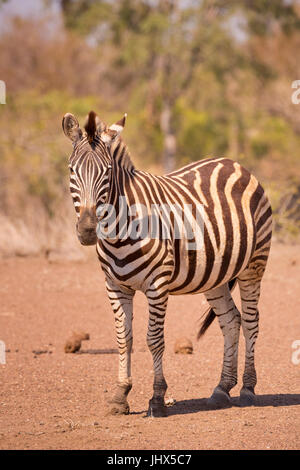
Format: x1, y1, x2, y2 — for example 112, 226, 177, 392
0, 242, 299, 450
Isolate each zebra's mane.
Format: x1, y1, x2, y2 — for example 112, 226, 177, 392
84, 111, 98, 143
110, 137, 135, 172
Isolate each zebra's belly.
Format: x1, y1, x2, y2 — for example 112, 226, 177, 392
167, 238, 253, 295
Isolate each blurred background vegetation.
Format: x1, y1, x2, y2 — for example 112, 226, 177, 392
0, 0, 300, 258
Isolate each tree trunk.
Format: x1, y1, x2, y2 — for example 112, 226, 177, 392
160, 103, 176, 174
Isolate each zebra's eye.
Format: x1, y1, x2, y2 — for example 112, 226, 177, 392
69, 166, 75, 175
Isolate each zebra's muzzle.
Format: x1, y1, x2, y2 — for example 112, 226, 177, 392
76, 208, 98, 246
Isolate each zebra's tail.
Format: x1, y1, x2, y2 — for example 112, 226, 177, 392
197, 277, 238, 340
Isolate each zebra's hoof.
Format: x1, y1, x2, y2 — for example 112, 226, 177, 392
146, 398, 168, 418
207, 386, 232, 409
108, 400, 130, 415
239, 387, 256, 407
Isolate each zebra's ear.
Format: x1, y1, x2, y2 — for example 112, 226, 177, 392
101, 114, 127, 145
62, 113, 83, 143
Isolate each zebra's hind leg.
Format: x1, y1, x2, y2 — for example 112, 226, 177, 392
145, 283, 169, 418
204, 283, 241, 409
105, 280, 135, 415
237, 266, 264, 406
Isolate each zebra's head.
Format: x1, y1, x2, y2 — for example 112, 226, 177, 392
62, 110, 126, 246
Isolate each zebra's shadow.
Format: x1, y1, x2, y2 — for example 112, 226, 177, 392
75, 348, 119, 354
166, 393, 300, 416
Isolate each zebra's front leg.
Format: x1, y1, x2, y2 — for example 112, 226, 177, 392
106, 280, 135, 415
145, 284, 169, 418
204, 283, 241, 408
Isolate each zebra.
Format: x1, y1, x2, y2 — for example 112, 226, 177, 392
62, 110, 272, 417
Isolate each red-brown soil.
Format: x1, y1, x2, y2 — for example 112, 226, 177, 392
0, 242, 299, 450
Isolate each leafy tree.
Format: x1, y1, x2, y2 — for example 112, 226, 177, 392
56, 0, 300, 171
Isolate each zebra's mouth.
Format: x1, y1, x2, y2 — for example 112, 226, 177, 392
77, 233, 98, 246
